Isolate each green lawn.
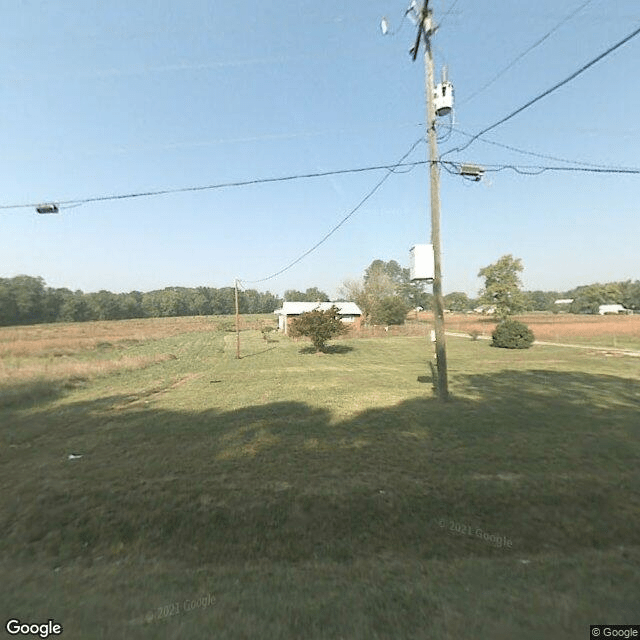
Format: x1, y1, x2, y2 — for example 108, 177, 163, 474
1, 323, 639, 639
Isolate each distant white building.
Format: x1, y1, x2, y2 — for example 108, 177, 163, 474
554, 299, 574, 305
473, 305, 495, 315
273, 301, 363, 335
598, 304, 630, 315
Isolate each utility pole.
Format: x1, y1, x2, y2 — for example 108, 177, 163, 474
234, 279, 240, 359
416, 1, 449, 400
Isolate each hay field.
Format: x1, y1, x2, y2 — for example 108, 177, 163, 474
0, 315, 275, 406
437, 312, 640, 349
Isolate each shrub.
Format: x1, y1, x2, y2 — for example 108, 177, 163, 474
469, 329, 480, 341
289, 306, 348, 352
491, 319, 535, 349
370, 296, 411, 326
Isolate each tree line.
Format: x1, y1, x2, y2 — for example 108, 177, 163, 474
341, 256, 639, 325
473, 255, 640, 317
0, 276, 282, 326
1, 264, 637, 328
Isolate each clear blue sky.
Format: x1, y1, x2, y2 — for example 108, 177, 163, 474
1, 0, 639, 298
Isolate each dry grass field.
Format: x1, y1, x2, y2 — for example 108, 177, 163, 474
0, 315, 274, 359
421, 312, 640, 349
0, 315, 275, 407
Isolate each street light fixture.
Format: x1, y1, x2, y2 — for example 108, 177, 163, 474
35, 204, 59, 214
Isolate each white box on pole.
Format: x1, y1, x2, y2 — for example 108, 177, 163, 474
409, 244, 434, 282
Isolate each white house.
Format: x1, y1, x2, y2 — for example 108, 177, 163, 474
598, 304, 630, 315
473, 305, 495, 315
273, 301, 363, 335
554, 299, 574, 305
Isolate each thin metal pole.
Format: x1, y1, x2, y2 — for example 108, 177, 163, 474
235, 279, 240, 359
423, 8, 449, 401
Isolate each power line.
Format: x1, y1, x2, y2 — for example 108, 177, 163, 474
442, 160, 640, 177
5, 143, 638, 215
449, 127, 635, 170
4, 137, 637, 215
0, 153, 426, 212
460, 0, 596, 106
491, 164, 640, 175
442, 22, 640, 159
239, 138, 425, 285
438, 0, 461, 29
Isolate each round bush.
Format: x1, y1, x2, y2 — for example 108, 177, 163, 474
491, 319, 535, 349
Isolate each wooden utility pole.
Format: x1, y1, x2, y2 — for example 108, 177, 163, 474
234, 279, 240, 359
421, 3, 449, 400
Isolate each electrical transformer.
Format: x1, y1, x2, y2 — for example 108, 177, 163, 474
434, 81, 453, 116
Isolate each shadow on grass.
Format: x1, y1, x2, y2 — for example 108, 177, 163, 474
0, 377, 86, 410
1, 369, 639, 568
298, 344, 354, 355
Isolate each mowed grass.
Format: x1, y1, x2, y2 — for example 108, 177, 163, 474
1, 317, 639, 639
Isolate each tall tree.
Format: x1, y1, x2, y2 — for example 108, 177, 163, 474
621, 280, 640, 310
12, 275, 46, 324
443, 292, 471, 312
58, 291, 90, 322
342, 258, 429, 324
522, 290, 558, 312
478, 255, 525, 319
0, 278, 18, 326
284, 288, 329, 302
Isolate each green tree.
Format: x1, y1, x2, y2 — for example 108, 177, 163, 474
522, 290, 558, 312
303, 287, 330, 302
58, 291, 90, 322
11, 275, 46, 324
443, 292, 470, 312
42, 287, 70, 323
621, 280, 640, 311
119, 291, 145, 318
371, 296, 411, 325
258, 291, 282, 313
0, 278, 18, 325
284, 287, 330, 302
157, 288, 186, 317
86, 290, 123, 320
363, 260, 402, 300
212, 287, 236, 315
478, 255, 525, 320
288, 305, 348, 352
342, 259, 423, 324
284, 289, 306, 302
569, 283, 622, 314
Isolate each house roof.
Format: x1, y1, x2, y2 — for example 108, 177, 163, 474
274, 301, 362, 316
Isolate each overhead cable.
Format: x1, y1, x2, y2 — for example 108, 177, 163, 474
438, 0, 462, 29
442, 22, 640, 159
4, 140, 638, 215
450, 127, 635, 170
442, 160, 640, 176
0, 154, 425, 211
460, 0, 596, 106
239, 138, 425, 285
